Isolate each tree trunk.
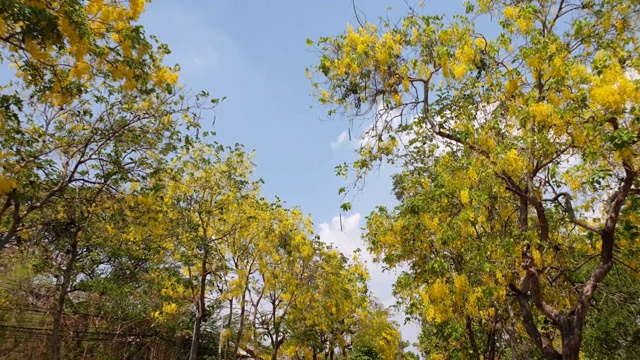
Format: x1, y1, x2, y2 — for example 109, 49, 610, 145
218, 313, 225, 359
50, 236, 79, 360
233, 289, 247, 359
222, 298, 233, 360
559, 317, 583, 360
465, 316, 480, 360
505, 299, 520, 360
560, 333, 581, 360
271, 337, 283, 360
189, 255, 208, 360
484, 316, 497, 360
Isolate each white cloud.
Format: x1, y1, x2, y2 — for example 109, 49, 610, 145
331, 130, 349, 149
317, 213, 418, 348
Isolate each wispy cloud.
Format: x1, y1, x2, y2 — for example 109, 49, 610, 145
330, 130, 349, 149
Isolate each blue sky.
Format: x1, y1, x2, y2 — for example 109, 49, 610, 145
140, 0, 467, 348
140, 1, 411, 220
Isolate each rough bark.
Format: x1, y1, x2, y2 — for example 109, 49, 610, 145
559, 318, 581, 360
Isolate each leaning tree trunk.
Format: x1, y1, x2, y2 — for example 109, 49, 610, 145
465, 316, 480, 360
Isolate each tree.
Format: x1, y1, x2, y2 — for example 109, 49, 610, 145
350, 298, 404, 360
248, 203, 315, 360
0, 0, 170, 102
367, 154, 523, 359
0, 186, 191, 360
283, 242, 371, 360
310, 1, 640, 359
161, 141, 258, 360
0, 0, 213, 252
0, 2, 223, 356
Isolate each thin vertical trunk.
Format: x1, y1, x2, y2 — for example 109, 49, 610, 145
189, 253, 208, 360
50, 236, 79, 360
484, 316, 497, 360
222, 298, 233, 360
233, 289, 247, 358
505, 299, 520, 360
218, 309, 226, 359
514, 188, 561, 359
0, 194, 20, 251
517, 196, 528, 231
269, 299, 283, 360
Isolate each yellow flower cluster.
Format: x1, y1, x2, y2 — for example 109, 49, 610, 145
460, 189, 470, 205
467, 167, 479, 185
129, 0, 146, 20
155, 67, 180, 86
421, 274, 486, 325
430, 279, 449, 300
590, 61, 640, 111
504, 149, 522, 175
503, 6, 519, 20
24, 39, 50, 62
453, 274, 470, 304
69, 61, 91, 80
0, 176, 17, 195
529, 102, 554, 125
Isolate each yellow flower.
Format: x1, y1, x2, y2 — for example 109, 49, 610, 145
516, 18, 533, 33
532, 248, 542, 266
529, 102, 553, 124
392, 92, 402, 105
452, 63, 467, 80
129, 0, 146, 20
69, 61, 91, 80
162, 303, 178, 315
454, 274, 469, 294
155, 67, 179, 86
504, 149, 522, 174
0, 176, 17, 195
466, 168, 479, 185
506, 78, 519, 95
430, 279, 449, 300
503, 6, 518, 20
460, 189, 470, 205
